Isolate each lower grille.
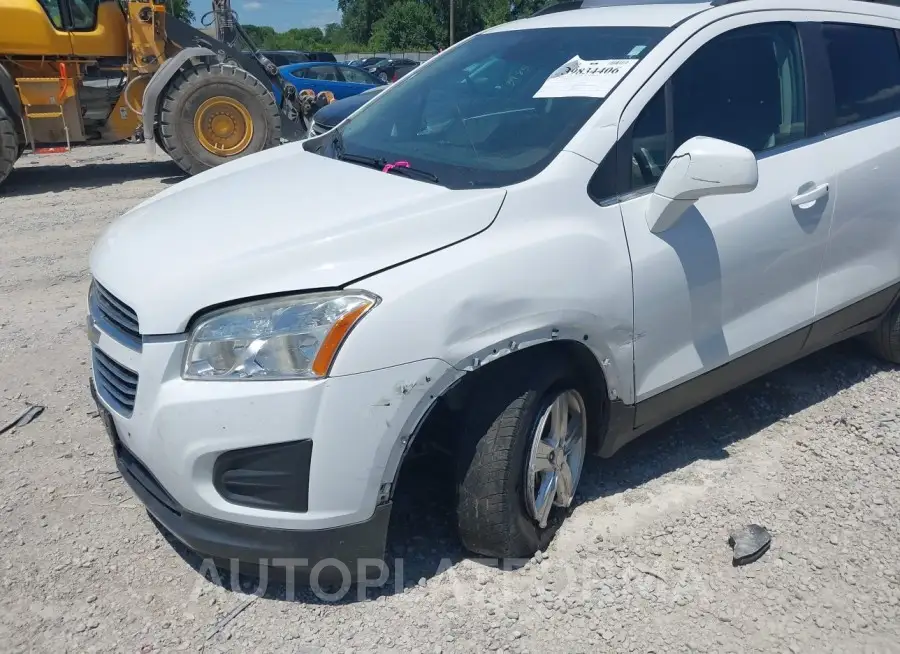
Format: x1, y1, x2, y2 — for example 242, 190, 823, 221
92, 347, 138, 417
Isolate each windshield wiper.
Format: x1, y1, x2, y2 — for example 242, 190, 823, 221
330, 130, 387, 169
384, 164, 440, 183
339, 152, 386, 170
331, 130, 438, 182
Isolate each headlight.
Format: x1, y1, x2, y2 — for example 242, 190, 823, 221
183, 291, 378, 381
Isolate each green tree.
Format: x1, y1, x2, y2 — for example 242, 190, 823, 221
339, 0, 390, 45
369, 1, 440, 50
323, 22, 351, 49
168, 0, 195, 23
338, 0, 544, 49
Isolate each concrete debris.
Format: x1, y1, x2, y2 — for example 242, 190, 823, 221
729, 524, 772, 566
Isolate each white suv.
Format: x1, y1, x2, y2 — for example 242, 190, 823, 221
88, 0, 900, 580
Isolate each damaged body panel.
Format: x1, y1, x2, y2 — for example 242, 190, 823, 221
337, 151, 636, 406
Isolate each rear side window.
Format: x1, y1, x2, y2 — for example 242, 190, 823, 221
821, 24, 900, 128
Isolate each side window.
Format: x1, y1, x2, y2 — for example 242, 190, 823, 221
38, 0, 64, 29
622, 22, 806, 194
821, 23, 900, 128
341, 67, 373, 84
630, 88, 666, 190
311, 65, 339, 81
69, 0, 100, 30
672, 23, 806, 153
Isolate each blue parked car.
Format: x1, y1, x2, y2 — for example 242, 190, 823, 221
278, 62, 387, 102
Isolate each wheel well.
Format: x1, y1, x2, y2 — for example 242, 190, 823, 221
392, 340, 611, 495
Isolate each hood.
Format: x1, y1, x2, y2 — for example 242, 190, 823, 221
314, 86, 385, 128
90, 142, 506, 334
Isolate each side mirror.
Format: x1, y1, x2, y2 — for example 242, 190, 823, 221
645, 136, 759, 233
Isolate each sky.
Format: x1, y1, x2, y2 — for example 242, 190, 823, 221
192, 0, 342, 31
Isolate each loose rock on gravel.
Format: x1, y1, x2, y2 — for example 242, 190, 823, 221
2, 145, 900, 653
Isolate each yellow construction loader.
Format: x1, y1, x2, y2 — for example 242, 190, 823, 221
0, 0, 305, 187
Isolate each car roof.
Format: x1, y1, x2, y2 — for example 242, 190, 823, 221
491, 0, 900, 31
491, 1, 710, 30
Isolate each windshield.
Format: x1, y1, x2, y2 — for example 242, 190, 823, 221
327, 26, 665, 189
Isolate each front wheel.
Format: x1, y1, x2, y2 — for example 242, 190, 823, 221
455, 355, 593, 558
158, 63, 281, 176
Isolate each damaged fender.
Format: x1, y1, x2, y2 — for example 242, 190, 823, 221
333, 151, 637, 406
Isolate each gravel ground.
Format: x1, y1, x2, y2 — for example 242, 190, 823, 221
2, 144, 900, 653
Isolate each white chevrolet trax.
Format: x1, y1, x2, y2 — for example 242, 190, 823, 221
88, 0, 900, 581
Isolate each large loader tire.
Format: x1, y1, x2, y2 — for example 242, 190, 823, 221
0, 103, 19, 186
158, 63, 281, 176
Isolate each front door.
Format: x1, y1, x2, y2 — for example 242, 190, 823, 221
616, 20, 836, 425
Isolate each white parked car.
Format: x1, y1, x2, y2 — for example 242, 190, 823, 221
88, 0, 900, 581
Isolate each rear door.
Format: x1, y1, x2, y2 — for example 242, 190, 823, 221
809, 18, 900, 328
614, 17, 837, 424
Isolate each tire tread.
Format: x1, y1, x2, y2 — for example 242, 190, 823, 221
0, 104, 19, 186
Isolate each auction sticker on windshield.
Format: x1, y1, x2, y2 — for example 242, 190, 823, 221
533, 56, 638, 98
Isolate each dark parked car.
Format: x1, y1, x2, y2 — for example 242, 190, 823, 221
347, 56, 386, 68
304, 51, 337, 62
305, 85, 386, 138
255, 50, 310, 66
365, 58, 420, 82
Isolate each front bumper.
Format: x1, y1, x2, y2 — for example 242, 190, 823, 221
89, 328, 454, 568
112, 426, 392, 578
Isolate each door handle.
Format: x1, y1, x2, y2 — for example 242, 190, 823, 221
791, 183, 829, 207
